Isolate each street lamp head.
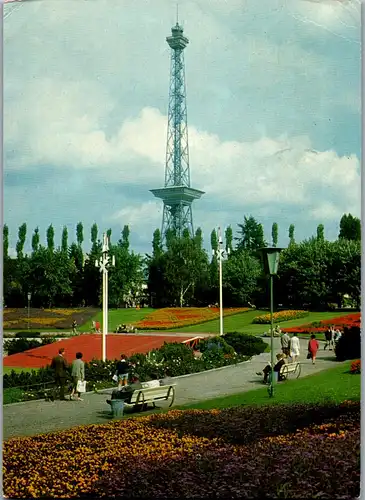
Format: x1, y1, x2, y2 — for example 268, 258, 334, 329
27, 292, 32, 301
258, 247, 284, 276
95, 259, 99, 267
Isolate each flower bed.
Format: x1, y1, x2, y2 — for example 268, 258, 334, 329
282, 313, 361, 335
3, 308, 99, 330
133, 307, 250, 330
252, 310, 308, 324
350, 360, 361, 374
3, 401, 360, 498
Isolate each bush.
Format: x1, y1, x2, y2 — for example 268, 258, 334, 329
4, 337, 56, 356
15, 331, 41, 338
223, 332, 267, 357
335, 326, 361, 361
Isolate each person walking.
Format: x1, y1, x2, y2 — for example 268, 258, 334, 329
115, 355, 130, 388
72, 320, 77, 335
50, 348, 69, 401
70, 352, 85, 401
290, 333, 300, 362
308, 334, 320, 365
280, 331, 291, 357
324, 326, 333, 351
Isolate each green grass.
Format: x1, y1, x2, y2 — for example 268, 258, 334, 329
177, 362, 360, 410
169, 310, 350, 334
77, 308, 156, 332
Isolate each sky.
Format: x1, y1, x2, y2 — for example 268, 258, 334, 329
3, 0, 361, 256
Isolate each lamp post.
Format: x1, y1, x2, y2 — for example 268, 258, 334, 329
213, 227, 230, 336
258, 247, 283, 398
95, 233, 115, 362
27, 292, 32, 330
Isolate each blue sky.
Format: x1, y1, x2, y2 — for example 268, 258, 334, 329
4, 0, 361, 256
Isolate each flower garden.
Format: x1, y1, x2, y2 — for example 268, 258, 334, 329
3, 308, 98, 330
3, 400, 360, 498
133, 307, 250, 330
252, 309, 308, 324
282, 313, 361, 335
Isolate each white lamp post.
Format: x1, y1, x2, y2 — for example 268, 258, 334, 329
213, 227, 230, 336
27, 292, 32, 330
95, 233, 115, 362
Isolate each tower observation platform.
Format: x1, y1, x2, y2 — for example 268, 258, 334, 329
150, 22, 204, 242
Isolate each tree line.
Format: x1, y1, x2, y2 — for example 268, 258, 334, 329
2, 213, 360, 310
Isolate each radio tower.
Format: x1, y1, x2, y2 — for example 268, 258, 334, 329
151, 18, 204, 242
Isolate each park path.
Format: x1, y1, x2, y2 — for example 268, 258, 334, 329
3, 338, 340, 440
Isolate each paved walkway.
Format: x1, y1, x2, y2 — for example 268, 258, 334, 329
3, 338, 339, 440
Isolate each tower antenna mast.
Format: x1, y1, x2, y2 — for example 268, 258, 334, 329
151, 16, 204, 242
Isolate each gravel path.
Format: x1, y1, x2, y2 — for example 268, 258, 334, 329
3, 338, 340, 440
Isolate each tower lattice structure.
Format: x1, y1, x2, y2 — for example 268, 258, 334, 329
151, 22, 204, 242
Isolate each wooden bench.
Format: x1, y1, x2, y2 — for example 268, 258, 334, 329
279, 362, 301, 380
123, 384, 176, 411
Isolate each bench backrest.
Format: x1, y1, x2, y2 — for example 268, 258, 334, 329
129, 384, 176, 404
280, 363, 298, 373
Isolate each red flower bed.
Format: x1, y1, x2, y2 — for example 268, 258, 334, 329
350, 360, 361, 374
282, 313, 361, 335
134, 307, 250, 330
3, 401, 360, 499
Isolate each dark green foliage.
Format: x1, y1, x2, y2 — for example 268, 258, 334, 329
31, 227, 40, 253
236, 216, 266, 251
335, 326, 361, 361
46, 224, 55, 252
339, 213, 361, 241
15, 331, 41, 338
316, 224, 324, 242
16, 223, 27, 259
61, 226, 68, 253
4, 337, 56, 356
271, 222, 278, 247
288, 224, 295, 245
3, 224, 9, 259
223, 331, 267, 356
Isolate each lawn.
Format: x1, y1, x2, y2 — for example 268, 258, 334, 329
77, 308, 156, 332
178, 361, 360, 410
169, 310, 351, 334
3, 367, 34, 375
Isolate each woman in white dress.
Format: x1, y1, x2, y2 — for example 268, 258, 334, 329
290, 333, 300, 362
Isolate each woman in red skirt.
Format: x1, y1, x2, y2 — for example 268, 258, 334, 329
308, 334, 319, 364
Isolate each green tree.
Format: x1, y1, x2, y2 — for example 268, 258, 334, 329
46, 224, 55, 252
16, 223, 27, 259
225, 226, 233, 253
3, 224, 9, 259
69, 242, 84, 307
106, 228, 112, 241
61, 226, 68, 253
31, 227, 40, 254
223, 250, 261, 306
76, 222, 84, 247
91, 223, 98, 250
271, 222, 278, 247
339, 213, 361, 241
28, 247, 75, 308
152, 229, 163, 258
210, 229, 218, 254
316, 224, 324, 242
236, 216, 266, 251
288, 224, 295, 245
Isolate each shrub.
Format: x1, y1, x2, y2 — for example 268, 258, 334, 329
335, 326, 361, 362
4, 337, 56, 356
223, 332, 267, 357
15, 331, 41, 338
350, 359, 361, 374
252, 310, 308, 324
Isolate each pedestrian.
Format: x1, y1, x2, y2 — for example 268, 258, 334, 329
50, 348, 69, 401
290, 333, 300, 362
308, 334, 319, 365
91, 320, 96, 332
70, 352, 85, 401
115, 355, 130, 388
95, 321, 101, 333
72, 320, 77, 335
324, 326, 333, 351
280, 331, 291, 357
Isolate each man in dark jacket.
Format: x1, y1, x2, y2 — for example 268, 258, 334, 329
50, 348, 69, 400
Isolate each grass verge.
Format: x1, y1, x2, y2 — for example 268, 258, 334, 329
178, 361, 359, 410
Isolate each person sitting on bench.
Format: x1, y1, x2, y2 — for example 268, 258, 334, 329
256, 353, 287, 384
106, 378, 143, 405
